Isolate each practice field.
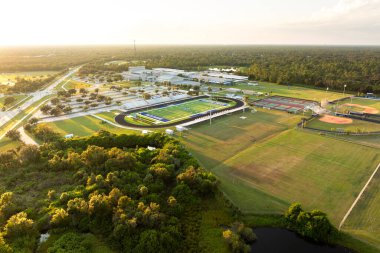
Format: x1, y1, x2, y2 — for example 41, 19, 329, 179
253, 95, 318, 113
306, 116, 380, 133
343, 171, 380, 249
179, 108, 303, 175
183, 126, 380, 225
39, 116, 139, 137
337, 98, 380, 115
235, 81, 348, 101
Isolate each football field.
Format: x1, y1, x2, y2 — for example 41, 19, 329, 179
137, 99, 231, 122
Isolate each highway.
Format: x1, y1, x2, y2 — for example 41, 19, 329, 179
0, 67, 79, 128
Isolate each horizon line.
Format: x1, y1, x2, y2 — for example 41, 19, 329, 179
1, 43, 380, 48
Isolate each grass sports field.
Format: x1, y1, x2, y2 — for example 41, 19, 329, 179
212, 81, 349, 102
40, 115, 139, 137
343, 171, 380, 248
306, 116, 380, 132
337, 98, 380, 115
179, 110, 380, 249
132, 98, 234, 124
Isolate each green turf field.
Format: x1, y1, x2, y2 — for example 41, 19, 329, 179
135, 99, 233, 123
306, 116, 380, 133
40, 116, 139, 137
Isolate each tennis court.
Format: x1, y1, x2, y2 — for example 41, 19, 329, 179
253, 96, 318, 113
136, 99, 231, 122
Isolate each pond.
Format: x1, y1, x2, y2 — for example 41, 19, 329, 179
251, 228, 353, 253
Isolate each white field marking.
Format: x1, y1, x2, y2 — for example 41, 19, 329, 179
140, 100, 227, 123
0, 98, 50, 141
339, 162, 380, 230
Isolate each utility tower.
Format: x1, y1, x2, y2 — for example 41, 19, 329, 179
134, 40, 136, 56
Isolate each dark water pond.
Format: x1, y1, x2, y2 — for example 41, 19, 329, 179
251, 228, 353, 253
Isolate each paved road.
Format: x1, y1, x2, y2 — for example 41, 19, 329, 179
0, 68, 79, 128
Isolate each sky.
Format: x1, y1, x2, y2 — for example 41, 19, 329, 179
0, 0, 379, 45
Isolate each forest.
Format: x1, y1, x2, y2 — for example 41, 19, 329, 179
1, 46, 379, 93
0, 131, 259, 252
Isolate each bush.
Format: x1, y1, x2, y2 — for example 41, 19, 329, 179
47, 232, 90, 253
3, 212, 37, 239
285, 203, 335, 243
19, 145, 40, 164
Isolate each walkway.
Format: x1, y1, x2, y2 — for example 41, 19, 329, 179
18, 126, 38, 145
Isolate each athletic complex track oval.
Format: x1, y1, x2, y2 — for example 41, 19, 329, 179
114, 96, 245, 128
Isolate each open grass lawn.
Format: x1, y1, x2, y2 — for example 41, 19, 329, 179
40, 115, 139, 137
306, 116, 380, 132
343, 171, 380, 250
0, 138, 22, 152
235, 81, 348, 101
198, 197, 233, 253
339, 135, 380, 148
63, 80, 91, 90
209, 129, 380, 225
180, 110, 380, 249
138, 99, 232, 122
0, 71, 58, 85
180, 109, 303, 169
95, 110, 122, 122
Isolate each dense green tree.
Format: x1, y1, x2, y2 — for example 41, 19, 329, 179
5, 129, 20, 141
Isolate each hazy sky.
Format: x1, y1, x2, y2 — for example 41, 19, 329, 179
0, 0, 379, 45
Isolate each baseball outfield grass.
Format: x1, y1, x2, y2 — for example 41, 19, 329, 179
306, 116, 380, 132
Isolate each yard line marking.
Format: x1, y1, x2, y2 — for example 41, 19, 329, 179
339, 162, 380, 230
